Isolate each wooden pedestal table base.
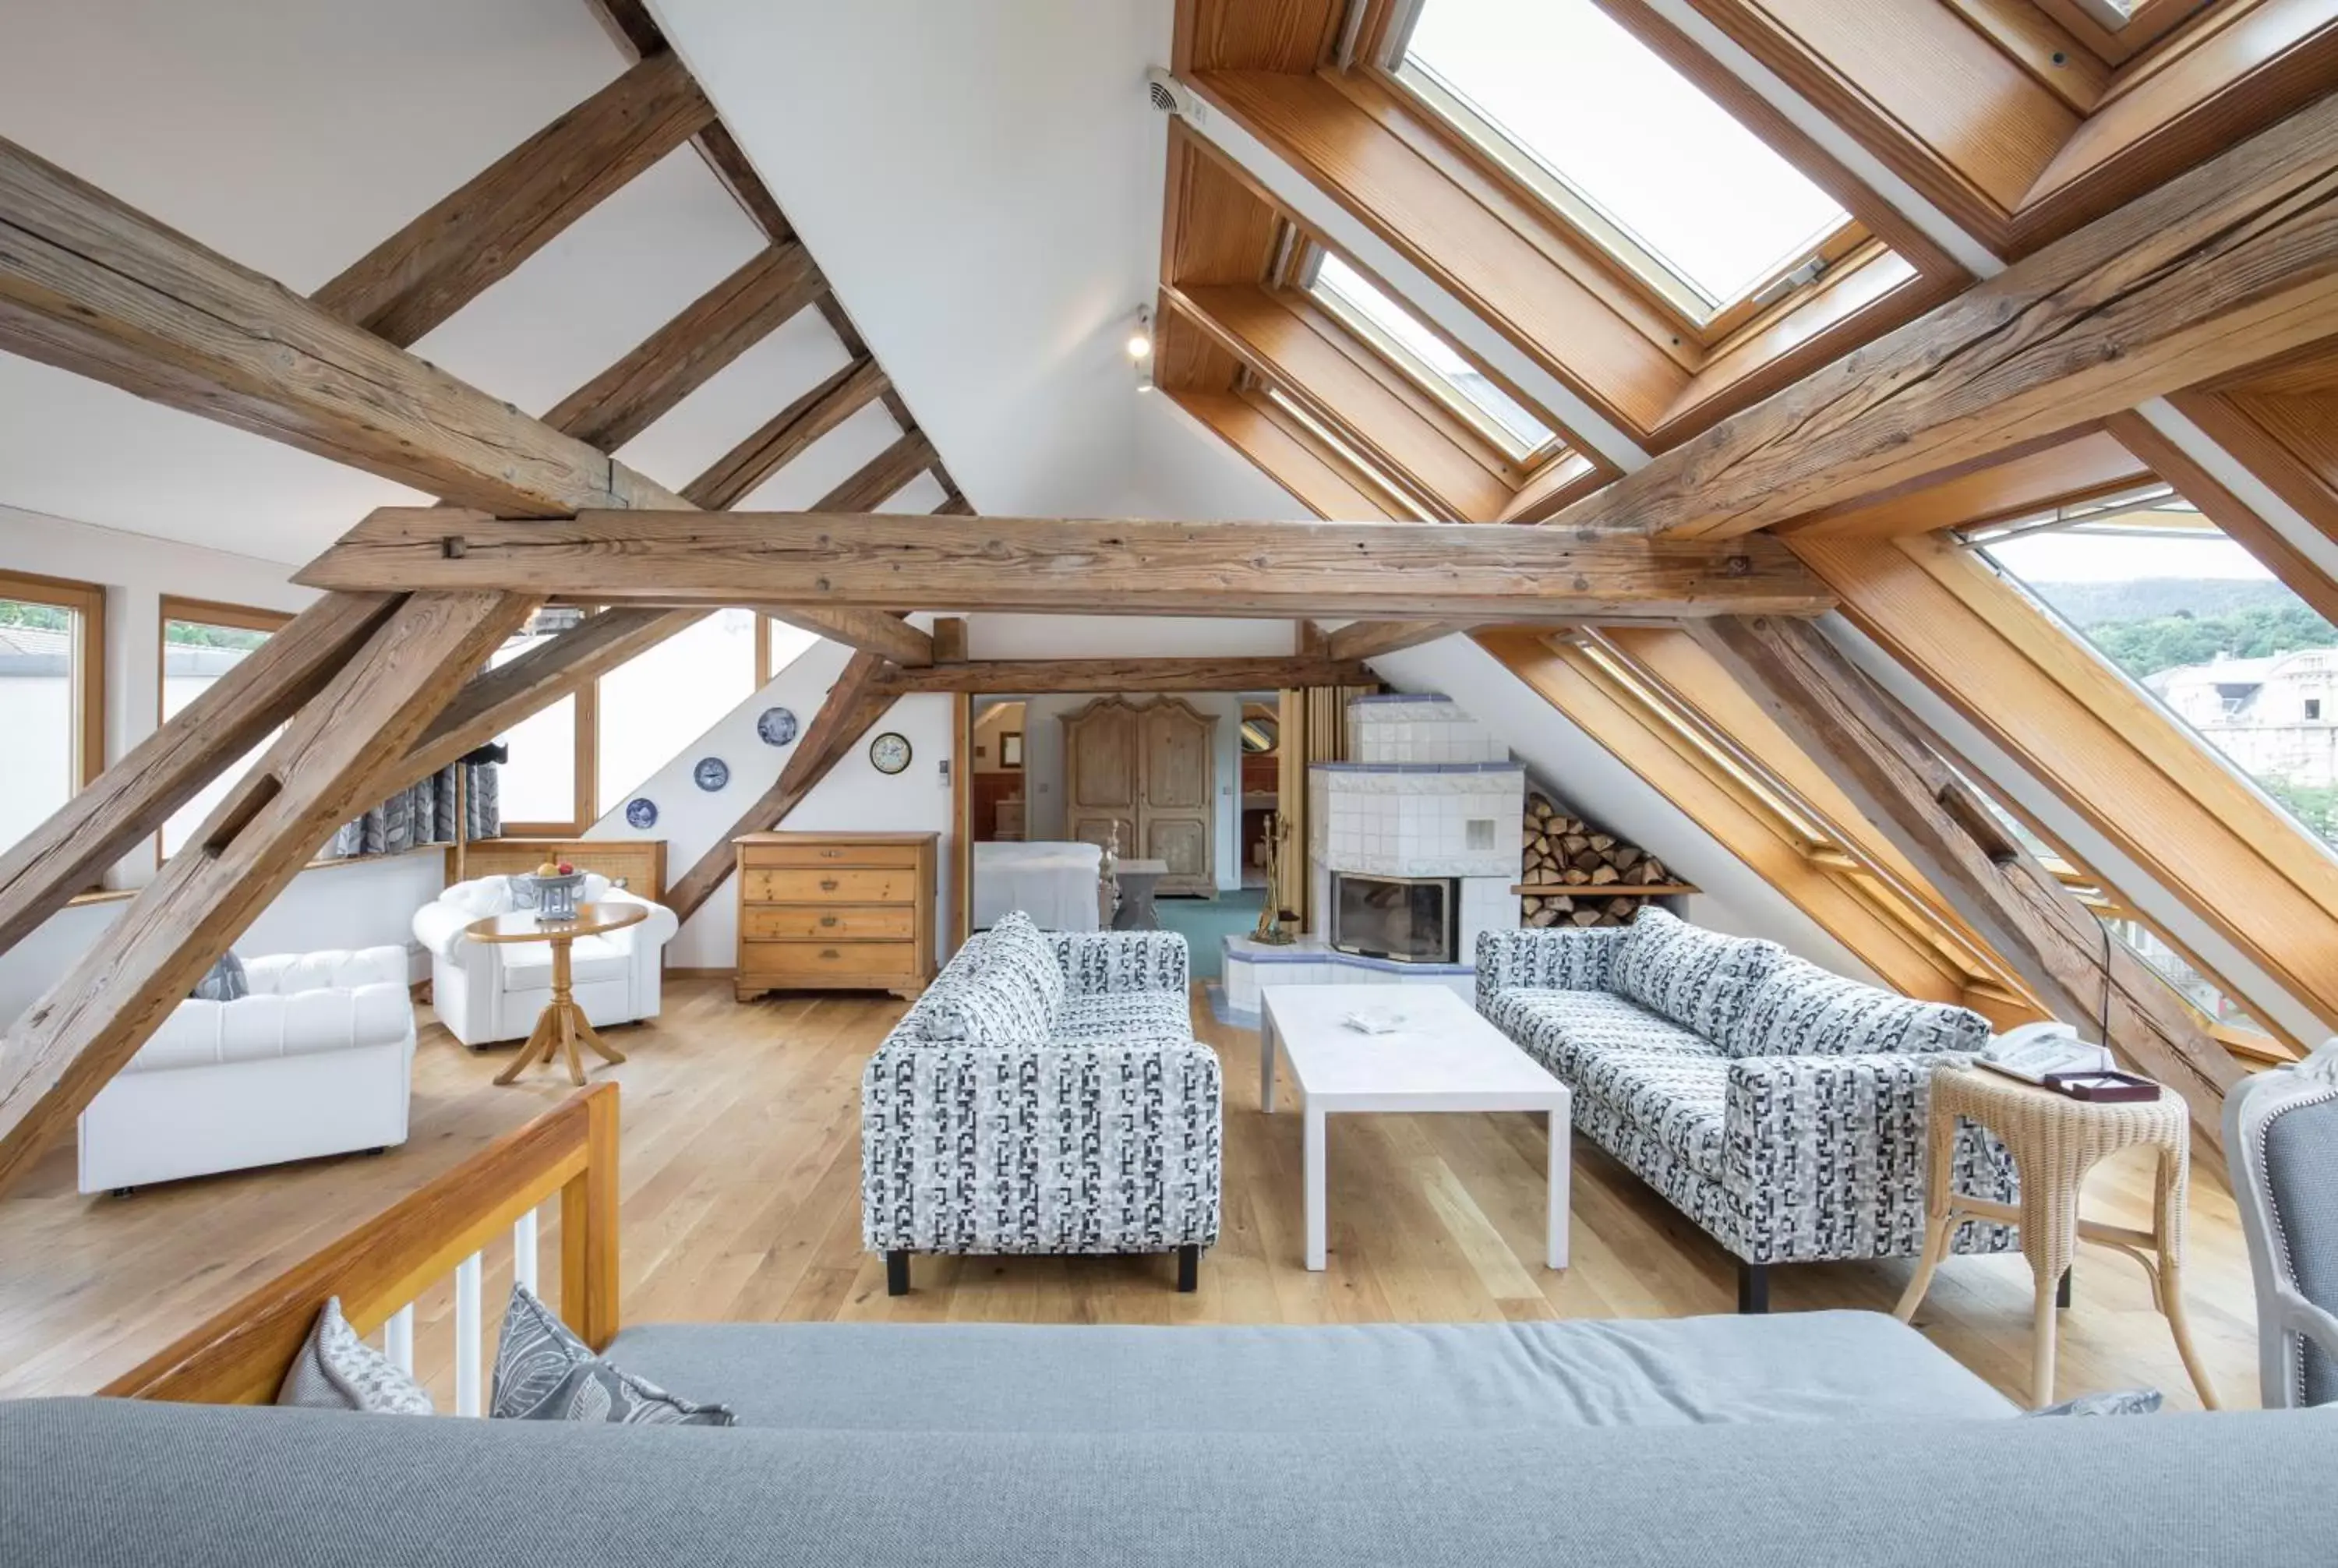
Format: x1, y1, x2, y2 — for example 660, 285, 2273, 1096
464, 904, 650, 1087
1895, 1065, 2220, 1411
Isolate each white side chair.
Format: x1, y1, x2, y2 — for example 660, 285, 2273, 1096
413, 873, 678, 1049
78, 947, 416, 1195
2227, 1041, 2338, 1409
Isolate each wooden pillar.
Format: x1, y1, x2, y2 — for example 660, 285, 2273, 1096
560, 1081, 622, 1352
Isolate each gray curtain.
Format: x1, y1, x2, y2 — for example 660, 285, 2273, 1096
323, 762, 500, 861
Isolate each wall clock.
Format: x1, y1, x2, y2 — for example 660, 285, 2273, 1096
868, 731, 913, 775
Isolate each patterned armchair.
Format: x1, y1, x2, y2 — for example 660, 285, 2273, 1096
861, 913, 1221, 1295
1478, 909, 2018, 1311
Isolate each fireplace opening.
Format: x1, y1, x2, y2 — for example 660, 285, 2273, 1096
1330, 873, 1460, 964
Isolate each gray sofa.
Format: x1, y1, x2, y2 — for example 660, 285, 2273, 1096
861, 913, 1221, 1293
1478, 909, 2020, 1308
7, 1315, 2333, 1565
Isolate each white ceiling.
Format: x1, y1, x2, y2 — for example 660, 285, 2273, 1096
0, 0, 1303, 567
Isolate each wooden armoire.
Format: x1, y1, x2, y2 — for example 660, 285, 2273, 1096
1060, 697, 1218, 898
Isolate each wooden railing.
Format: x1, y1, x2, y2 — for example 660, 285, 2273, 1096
100, 1084, 619, 1409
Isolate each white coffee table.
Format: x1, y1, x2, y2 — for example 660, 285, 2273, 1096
1259, 984, 1571, 1272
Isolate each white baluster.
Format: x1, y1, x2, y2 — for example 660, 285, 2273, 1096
514, 1206, 539, 1296
454, 1251, 483, 1418
384, 1305, 415, 1376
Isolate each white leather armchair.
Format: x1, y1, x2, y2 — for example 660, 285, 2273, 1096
414, 874, 678, 1048
78, 948, 416, 1195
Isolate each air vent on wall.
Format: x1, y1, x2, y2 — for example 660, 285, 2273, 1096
1145, 68, 1206, 123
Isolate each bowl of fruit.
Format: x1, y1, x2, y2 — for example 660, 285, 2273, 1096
523, 860, 585, 920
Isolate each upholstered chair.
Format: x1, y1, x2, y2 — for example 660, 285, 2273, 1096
2227, 1044, 2338, 1408
412, 874, 677, 1048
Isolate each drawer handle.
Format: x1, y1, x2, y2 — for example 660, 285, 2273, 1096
821, 849, 842, 859
820, 916, 838, 928
819, 878, 839, 892
821, 948, 839, 960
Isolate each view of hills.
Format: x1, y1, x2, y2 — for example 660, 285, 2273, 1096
2028, 578, 2337, 680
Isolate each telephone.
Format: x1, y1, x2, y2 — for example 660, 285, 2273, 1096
1978, 1021, 2114, 1086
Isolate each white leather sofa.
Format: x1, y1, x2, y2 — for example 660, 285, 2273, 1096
413, 874, 678, 1048
77, 948, 416, 1195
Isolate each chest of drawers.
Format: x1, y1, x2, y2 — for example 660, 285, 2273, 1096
733, 832, 938, 1002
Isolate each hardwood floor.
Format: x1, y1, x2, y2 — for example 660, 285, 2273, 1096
0, 979, 2262, 1409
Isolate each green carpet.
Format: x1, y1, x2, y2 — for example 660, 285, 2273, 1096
1153, 888, 1267, 980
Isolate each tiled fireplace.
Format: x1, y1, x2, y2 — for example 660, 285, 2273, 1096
1220, 694, 1524, 1020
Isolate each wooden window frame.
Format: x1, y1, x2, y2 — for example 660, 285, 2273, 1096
494, 614, 597, 839
155, 595, 295, 865
0, 565, 107, 803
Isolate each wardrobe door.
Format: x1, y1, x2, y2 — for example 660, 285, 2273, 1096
1061, 697, 1139, 857
1139, 699, 1217, 898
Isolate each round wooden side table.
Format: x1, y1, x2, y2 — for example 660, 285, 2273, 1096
463, 903, 648, 1087
1894, 1064, 2219, 1410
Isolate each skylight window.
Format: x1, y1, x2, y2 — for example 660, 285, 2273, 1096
1389, 0, 1849, 320
1260, 383, 1441, 520
1972, 493, 2338, 851
1305, 250, 1555, 458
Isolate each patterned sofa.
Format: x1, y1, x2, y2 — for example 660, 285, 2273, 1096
861, 913, 1221, 1294
1477, 909, 2018, 1310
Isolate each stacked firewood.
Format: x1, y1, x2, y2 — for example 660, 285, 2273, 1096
1518, 789, 1676, 927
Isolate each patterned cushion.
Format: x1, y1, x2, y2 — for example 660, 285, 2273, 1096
1570, 1051, 1729, 1180
190, 951, 248, 1003
1610, 909, 1783, 1040
984, 911, 1066, 1022
1054, 991, 1192, 1043
490, 1286, 734, 1426
913, 918, 1062, 1047
1488, 987, 1721, 1084
274, 1297, 433, 1415
1722, 957, 1990, 1060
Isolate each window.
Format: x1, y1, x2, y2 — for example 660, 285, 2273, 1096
159, 597, 291, 858
1258, 383, 1446, 520
598, 609, 759, 811
1968, 488, 2338, 852
0, 569, 104, 856
1385, 0, 1851, 323
761, 614, 819, 689
1304, 249, 1557, 460
490, 613, 591, 835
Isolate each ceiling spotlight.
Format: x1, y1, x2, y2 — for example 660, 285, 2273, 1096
1126, 305, 1154, 362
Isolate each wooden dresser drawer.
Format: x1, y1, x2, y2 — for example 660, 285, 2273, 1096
745, 842, 924, 871
741, 903, 917, 942
742, 867, 918, 905
742, 940, 918, 981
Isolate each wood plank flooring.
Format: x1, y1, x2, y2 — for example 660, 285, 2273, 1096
0, 980, 2262, 1409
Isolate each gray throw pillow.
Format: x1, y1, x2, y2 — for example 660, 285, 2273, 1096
2026, 1387, 2163, 1417
189, 950, 248, 1002
274, 1297, 434, 1415
490, 1284, 734, 1426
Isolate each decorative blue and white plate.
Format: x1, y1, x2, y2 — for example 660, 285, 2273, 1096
757, 706, 800, 747
694, 757, 730, 792
624, 797, 658, 830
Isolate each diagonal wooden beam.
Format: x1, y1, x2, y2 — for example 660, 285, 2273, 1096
1693, 614, 2239, 1150
816, 430, 937, 511
663, 650, 895, 923
0, 591, 402, 957
867, 655, 1376, 694
1542, 94, 2338, 542
0, 591, 536, 1195
0, 132, 687, 517
310, 52, 713, 347
683, 358, 888, 510
755, 606, 932, 668
541, 242, 824, 450
301, 509, 1834, 620
1323, 620, 1474, 662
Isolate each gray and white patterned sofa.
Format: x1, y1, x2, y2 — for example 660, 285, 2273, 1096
861, 912, 1221, 1294
1478, 908, 2018, 1310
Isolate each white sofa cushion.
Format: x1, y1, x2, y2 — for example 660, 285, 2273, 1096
1610, 908, 1783, 1042
496, 936, 636, 993
125, 946, 415, 1074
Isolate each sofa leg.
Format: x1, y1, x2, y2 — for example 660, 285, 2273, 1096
1737, 1262, 1770, 1315
1176, 1244, 1200, 1293
108, 1186, 134, 1199
885, 1250, 910, 1298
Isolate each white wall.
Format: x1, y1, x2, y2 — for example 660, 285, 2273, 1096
1015, 691, 1243, 892
588, 636, 959, 969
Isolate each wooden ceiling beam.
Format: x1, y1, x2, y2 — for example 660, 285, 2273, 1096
815, 431, 938, 511
0, 591, 536, 1196
663, 650, 895, 923
755, 606, 933, 668
298, 508, 1835, 619
0, 133, 687, 517
1541, 95, 2338, 542
1322, 620, 1474, 661
1692, 613, 2239, 1148
868, 655, 1375, 694
309, 51, 713, 346
683, 358, 890, 510
542, 242, 825, 450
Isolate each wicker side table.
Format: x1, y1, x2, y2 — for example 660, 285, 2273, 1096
1894, 1065, 2220, 1410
